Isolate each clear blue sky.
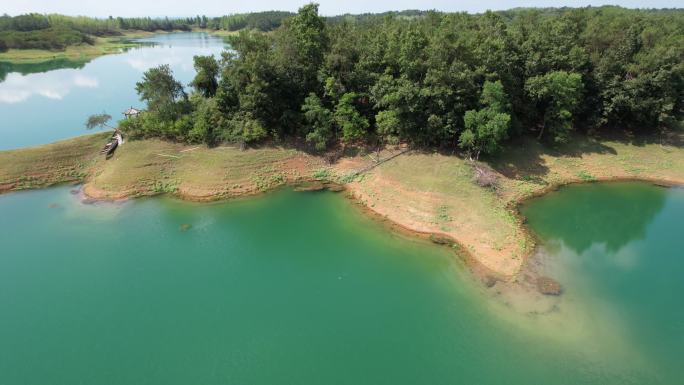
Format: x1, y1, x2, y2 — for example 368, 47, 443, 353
4, 0, 680, 17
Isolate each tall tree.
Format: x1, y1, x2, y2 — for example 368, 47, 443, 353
459, 81, 511, 159
525, 71, 583, 143
190, 55, 219, 97
135, 64, 187, 121
301, 93, 334, 151
334, 92, 369, 143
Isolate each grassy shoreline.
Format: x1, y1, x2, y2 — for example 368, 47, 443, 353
0, 29, 238, 65
0, 31, 163, 65
1, 132, 683, 280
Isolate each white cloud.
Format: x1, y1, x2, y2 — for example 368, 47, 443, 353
0, 72, 99, 104
124, 46, 221, 72
73, 74, 99, 88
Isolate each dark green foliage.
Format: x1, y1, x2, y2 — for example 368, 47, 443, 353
0, 27, 92, 50
302, 93, 334, 151
526, 71, 584, 143
117, 5, 683, 151
0, 14, 50, 32
459, 81, 511, 159
206, 11, 294, 31
85, 113, 113, 130
189, 95, 224, 145
190, 55, 219, 97
335, 92, 369, 143
135, 64, 187, 122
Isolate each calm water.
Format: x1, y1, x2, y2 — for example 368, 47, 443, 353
521, 182, 684, 384
0, 185, 681, 384
1, 31, 682, 384
0, 32, 226, 150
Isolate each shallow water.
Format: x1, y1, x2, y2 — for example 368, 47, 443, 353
0, 32, 226, 150
521, 182, 684, 384
1, 30, 682, 385
0, 185, 679, 384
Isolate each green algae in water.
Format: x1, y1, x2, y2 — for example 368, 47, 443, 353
0, 186, 680, 384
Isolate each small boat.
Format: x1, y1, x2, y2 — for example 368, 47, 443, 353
101, 130, 124, 157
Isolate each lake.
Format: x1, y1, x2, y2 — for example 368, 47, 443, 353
0, 184, 682, 384
520, 182, 684, 384
0, 32, 682, 384
0, 32, 226, 150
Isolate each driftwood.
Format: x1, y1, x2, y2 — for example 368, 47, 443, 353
473, 164, 499, 188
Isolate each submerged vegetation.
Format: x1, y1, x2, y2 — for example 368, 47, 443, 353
117, 4, 682, 157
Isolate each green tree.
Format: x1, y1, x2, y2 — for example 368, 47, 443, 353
271, 2, 329, 124
287, 3, 328, 72
135, 64, 187, 121
301, 93, 334, 151
459, 81, 511, 159
190, 55, 220, 97
375, 109, 401, 144
334, 92, 368, 143
525, 71, 583, 143
85, 113, 113, 130
189, 96, 223, 145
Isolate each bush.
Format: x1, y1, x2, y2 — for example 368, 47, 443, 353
0, 27, 92, 50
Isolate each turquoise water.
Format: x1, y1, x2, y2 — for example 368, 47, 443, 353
0, 185, 679, 384
1, 30, 682, 385
521, 182, 684, 384
0, 32, 226, 150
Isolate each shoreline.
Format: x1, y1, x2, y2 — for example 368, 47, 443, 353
0, 31, 157, 65
0, 29, 219, 66
1, 132, 683, 287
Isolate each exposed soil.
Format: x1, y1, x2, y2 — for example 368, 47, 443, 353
2, 132, 683, 287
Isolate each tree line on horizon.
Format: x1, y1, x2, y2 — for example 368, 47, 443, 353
0, 11, 292, 51
118, 4, 683, 158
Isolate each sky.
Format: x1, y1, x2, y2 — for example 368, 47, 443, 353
3, 0, 681, 17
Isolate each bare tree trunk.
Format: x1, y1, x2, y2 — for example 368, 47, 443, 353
537, 123, 545, 141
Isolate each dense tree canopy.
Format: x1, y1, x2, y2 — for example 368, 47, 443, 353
116, 4, 682, 155
460, 81, 511, 159
190, 55, 220, 97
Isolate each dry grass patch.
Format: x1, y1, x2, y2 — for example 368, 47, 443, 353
336, 132, 684, 278
338, 151, 526, 277
0, 133, 107, 192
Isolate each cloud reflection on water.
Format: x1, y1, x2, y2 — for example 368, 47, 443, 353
0, 71, 99, 103
125, 46, 224, 73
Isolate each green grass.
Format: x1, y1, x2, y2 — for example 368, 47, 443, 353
339, 132, 684, 276
0, 133, 107, 190
2, 131, 683, 277
576, 170, 596, 182
0, 32, 154, 64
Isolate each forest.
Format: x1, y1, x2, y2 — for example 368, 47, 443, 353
117, 4, 683, 158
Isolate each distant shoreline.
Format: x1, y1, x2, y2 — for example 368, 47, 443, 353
0, 29, 232, 66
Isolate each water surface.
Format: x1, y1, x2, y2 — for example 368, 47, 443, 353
521, 182, 684, 383
0, 185, 679, 384
0, 32, 226, 150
